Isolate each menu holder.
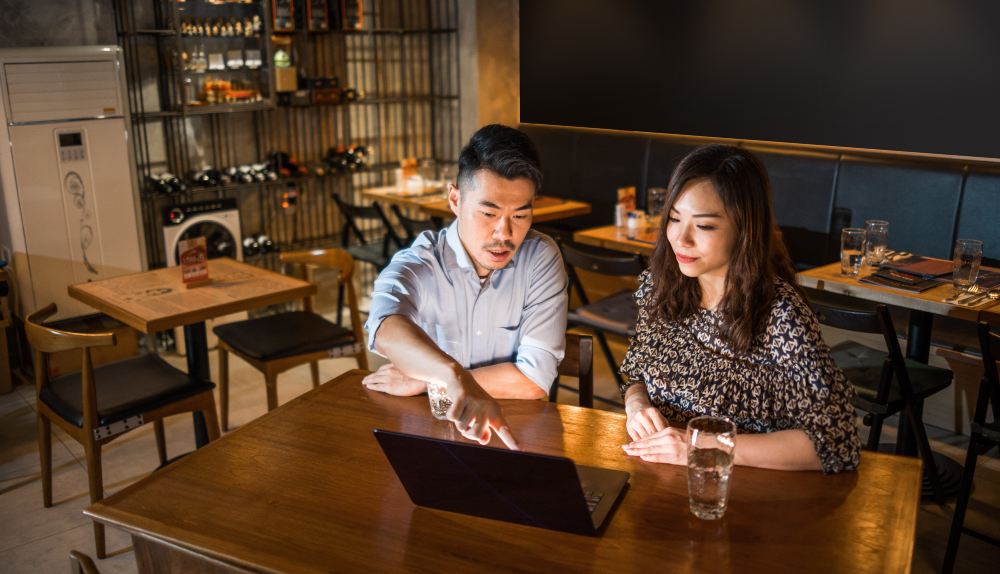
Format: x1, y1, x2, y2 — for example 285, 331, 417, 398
879, 255, 953, 278
859, 269, 941, 293
179, 237, 213, 289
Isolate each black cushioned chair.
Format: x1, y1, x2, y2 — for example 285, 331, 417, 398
26, 304, 221, 559
548, 333, 594, 408
811, 302, 953, 503
214, 248, 368, 430
560, 242, 644, 391
942, 321, 1000, 573
390, 203, 439, 245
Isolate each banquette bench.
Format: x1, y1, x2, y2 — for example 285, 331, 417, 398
522, 123, 1000, 412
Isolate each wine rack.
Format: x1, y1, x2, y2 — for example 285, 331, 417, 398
113, 0, 462, 279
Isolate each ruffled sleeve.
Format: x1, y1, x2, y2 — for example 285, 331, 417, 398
619, 270, 653, 398
763, 283, 862, 473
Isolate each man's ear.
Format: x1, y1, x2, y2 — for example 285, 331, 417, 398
448, 183, 460, 217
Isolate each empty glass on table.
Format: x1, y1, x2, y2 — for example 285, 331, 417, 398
864, 220, 889, 266
840, 228, 866, 276
953, 239, 983, 290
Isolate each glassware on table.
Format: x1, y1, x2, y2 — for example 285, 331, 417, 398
840, 228, 866, 277
686, 416, 737, 520
646, 187, 668, 218
417, 159, 437, 183
427, 340, 461, 421
864, 220, 889, 266
953, 239, 984, 290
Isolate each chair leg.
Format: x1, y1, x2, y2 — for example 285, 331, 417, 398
309, 361, 320, 389
153, 420, 167, 466
218, 345, 230, 432
82, 440, 105, 559
549, 377, 560, 403
355, 350, 369, 371
37, 414, 52, 508
200, 397, 222, 443
594, 331, 626, 390
942, 432, 983, 574
264, 369, 279, 412
866, 414, 884, 451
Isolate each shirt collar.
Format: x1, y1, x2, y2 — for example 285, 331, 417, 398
443, 220, 519, 272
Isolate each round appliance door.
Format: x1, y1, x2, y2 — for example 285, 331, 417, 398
173, 221, 238, 265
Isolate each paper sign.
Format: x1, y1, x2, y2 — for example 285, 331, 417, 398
618, 186, 636, 211
179, 237, 209, 284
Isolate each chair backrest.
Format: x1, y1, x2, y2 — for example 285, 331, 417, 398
390, 204, 438, 244
332, 195, 402, 252
25, 304, 117, 429
559, 242, 644, 307
70, 551, 101, 574
810, 302, 907, 405
555, 333, 594, 408
280, 248, 365, 348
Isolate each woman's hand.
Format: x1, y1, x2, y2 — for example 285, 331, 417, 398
624, 385, 668, 441
622, 427, 687, 465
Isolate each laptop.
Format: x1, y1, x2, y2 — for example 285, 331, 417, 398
373, 429, 630, 536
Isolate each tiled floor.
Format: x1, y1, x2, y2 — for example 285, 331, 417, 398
0, 330, 998, 573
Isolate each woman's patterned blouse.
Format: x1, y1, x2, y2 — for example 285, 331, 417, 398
620, 270, 862, 474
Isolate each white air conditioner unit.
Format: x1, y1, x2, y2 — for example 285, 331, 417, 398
0, 46, 146, 321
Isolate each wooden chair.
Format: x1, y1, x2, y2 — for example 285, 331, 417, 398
942, 321, 1000, 573
390, 203, 439, 245
548, 333, 594, 408
70, 551, 101, 574
811, 302, 953, 503
214, 248, 369, 431
560, 242, 644, 390
26, 304, 221, 559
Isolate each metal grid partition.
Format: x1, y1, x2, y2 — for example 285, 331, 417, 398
113, 0, 460, 284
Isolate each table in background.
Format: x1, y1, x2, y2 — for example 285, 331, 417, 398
361, 185, 447, 212
798, 262, 1000, 495
573, 224, 658, 256
86, 371, 921, 574
421, 195, 592, 225
68, 258, 315, 447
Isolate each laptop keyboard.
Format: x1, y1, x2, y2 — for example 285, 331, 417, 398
583, 490, 605, 513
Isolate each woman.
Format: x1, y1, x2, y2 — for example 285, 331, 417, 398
620, 144, 860, 473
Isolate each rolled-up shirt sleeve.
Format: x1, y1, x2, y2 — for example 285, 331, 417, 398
364, 250, 429, 356
511, 237, 569, 393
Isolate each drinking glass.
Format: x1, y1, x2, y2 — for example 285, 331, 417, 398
646, 187, 667, 218
864, 220, 889, 266
427, 341, 461, 421
840, 228, 866, 277
953, 239, 983, 290
686, 416, 737, 520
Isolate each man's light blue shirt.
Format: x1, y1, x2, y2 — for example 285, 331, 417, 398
364, 220, 568, 393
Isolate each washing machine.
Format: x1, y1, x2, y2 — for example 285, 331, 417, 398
162, 198, 246, 354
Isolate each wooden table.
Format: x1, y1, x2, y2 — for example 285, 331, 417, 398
573, 223, 658, 256
86, 370, 922, 574
361, 185, 447, 211
69, 258, 315, 446
421, 196, 593, 224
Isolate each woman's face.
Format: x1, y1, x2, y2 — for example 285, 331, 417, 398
665, 179, 738, 282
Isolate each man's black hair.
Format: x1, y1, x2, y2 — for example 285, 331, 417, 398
456, 124, 543, 195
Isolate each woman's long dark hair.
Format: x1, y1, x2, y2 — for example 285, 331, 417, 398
647, 144, 799, 354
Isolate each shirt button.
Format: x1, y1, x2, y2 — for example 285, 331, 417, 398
477, 330, 482, 335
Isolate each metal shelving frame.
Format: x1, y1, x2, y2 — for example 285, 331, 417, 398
113, 0, 461, 279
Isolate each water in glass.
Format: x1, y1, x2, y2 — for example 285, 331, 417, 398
953, 239, 983, 290
840, 228, 866, 277
688, 448, 734, 520
864, 220, 889, 266
427, 381, 451, 420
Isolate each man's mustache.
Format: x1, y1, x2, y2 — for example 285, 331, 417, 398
482, 240, 516, 250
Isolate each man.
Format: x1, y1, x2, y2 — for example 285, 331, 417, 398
362, 124, 568, 450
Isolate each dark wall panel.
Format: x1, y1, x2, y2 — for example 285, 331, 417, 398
521, 0, 1000, 160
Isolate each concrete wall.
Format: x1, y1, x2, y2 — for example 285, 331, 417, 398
0, 1, 115, 48
458, 0, 519, 145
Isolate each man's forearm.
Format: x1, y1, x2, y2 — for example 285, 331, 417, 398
373, 315, 461, 385
470, 363, 547, 400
